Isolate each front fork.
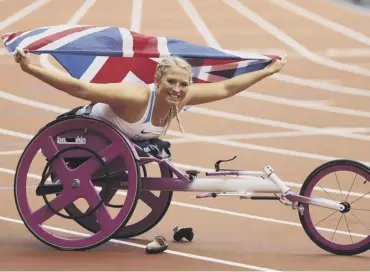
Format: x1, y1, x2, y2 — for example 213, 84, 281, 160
283, 191, 346, 214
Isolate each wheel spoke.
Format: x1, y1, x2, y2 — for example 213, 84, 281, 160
318, 184, 337, 202
334, 172, 343, 196
351, 208, 370, 212
314, 210, 339, 227
140, 191, 159, 209
331, 214, 344, 242
343, 214, 353, 244
349, 211, 370, 232
84, 185, 113, 229
344, 174, 357, 202
101, 188, 119, 205
350, 192, 369, 205
30, 193, 76, 224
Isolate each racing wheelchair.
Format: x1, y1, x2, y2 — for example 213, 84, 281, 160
13, 112, 369, 255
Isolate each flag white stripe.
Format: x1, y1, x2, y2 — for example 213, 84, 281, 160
16, 25, 76, 49
218, 47, 272, 59
38, 26, 110, 51
5, 30, 33, 45
5, 27, 50, 47
157, 36, 170, 57
80, 56, 109, 82
120, 28, 133, 57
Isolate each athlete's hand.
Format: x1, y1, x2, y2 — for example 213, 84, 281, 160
266, 56, 287, 75
14, 47, 31, 70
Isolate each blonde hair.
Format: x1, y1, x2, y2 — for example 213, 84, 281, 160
155, 56, 192, 136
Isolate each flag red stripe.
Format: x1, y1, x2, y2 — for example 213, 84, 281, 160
131, 32, 160, 58
264, 54, 281, 60
187, 58, 239, 67
2, 31, 25, 44
26, 26, 96, 51
91, 57, 158, 84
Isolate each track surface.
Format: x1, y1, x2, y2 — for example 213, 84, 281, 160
0, 0, 369, 270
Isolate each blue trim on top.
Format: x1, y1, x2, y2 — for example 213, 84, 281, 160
143, 85, 156, 123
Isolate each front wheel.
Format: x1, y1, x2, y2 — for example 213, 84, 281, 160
299, 159, 369, 255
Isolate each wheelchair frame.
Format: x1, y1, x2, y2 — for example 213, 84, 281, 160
13, 115, 369, 255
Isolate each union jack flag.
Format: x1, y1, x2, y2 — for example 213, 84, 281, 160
2, 25, 279, 85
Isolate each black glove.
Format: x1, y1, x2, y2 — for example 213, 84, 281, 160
173, 226, 194, 242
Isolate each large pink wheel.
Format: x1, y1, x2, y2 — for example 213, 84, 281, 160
14, 116, 141, 250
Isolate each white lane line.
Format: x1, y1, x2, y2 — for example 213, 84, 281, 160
177, 0, 221, 49
214, 127, 370, 140
68, 0, 95, 25
170, 201, 367, 238
2, 122, 370, 171
168, 130, 338, 142
3, 86, 370, 144
2, 90, 370, 163
324, 48, 370, 58
0, 128, 33, 139
273, 73, 370, 97
0, 186, 36, 190
238, 91, 370, 118
177, 0, 370, 98
0, 167, 40, 180
39, 0, 96, 73
0, 89, 67, 113
130, 0, 143, 32
0, 187, 16, 190
238, 48, 370, 58
222, 0, 370, 77
0, 141, 28, 147
0, 216, 278, 272
187, 107, 370, 142
167, 127, 370, 142
0, 48, 8, 55
167, 129, 370, 164
0, 0, 50, 31
1, 167, 367, 238
0, 150, 23, 156
269, 0, 370, 46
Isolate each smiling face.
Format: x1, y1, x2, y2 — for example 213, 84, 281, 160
156, 66, 191, 105
154, 57, 192, 107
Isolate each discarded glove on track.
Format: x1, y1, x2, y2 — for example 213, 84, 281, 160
146, 236, 168, 254
173, 226, 194, 242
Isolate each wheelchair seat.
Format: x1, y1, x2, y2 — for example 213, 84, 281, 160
133, 139, 171, 159
55, 105, 172, 160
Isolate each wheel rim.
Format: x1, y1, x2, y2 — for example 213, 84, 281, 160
300, 162, 369, 252
14, 118, 140, 250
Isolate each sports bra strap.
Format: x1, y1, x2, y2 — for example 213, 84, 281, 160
142, 84, 156, 123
